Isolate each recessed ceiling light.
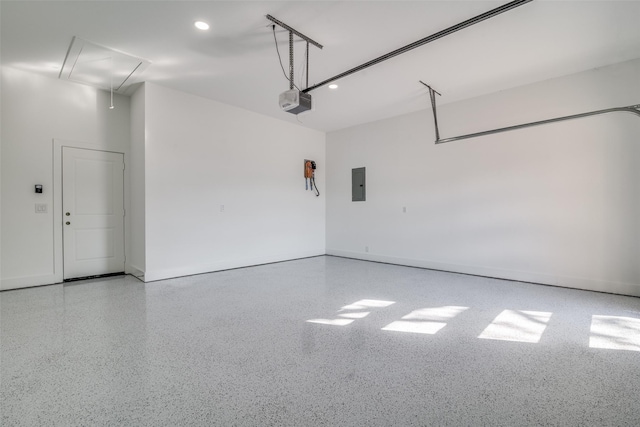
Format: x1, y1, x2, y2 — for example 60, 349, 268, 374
194, 21, 210, 30
328, 84, 338, 89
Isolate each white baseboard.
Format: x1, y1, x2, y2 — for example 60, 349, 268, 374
5, 252, 638, 298
326, 249, 640, 297
143, 250, 325, 282
1, 273, 61, 291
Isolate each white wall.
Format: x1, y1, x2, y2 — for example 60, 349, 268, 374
327, 58, 640, 296
141, 83, 325, 281
0, 67, 131, 290
6, 58, 637, 296
0, 70, 324, 288
129, 85, 146, 279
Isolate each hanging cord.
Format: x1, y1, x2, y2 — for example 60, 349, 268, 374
297, 43, 308, 90
272, 25, 300, 90
305, 42, 309, 89
312, 173, 319, 197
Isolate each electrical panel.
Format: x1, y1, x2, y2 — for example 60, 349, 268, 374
352, 167, 365, 202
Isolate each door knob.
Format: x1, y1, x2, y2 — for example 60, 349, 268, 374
65, 221, 70, 225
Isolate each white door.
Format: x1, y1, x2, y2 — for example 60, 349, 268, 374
62, 147, 125, 280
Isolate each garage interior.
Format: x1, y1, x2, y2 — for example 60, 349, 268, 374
1, 1, 640, 425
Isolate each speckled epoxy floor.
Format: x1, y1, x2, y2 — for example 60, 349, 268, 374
2, 256, 640, 426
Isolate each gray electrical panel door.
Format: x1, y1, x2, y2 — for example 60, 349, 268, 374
352, 167, 366, 202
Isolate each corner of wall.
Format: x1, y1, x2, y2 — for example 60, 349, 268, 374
128, 83, 146, 277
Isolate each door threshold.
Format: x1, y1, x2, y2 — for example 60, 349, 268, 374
64, 272, 126, 282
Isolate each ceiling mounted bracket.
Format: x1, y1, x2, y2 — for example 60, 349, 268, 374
267, 14, 323, 91
266, 15, 323, 50
289, 30, 294, 90
422, 81, 640, 144
420, 81, 442, 141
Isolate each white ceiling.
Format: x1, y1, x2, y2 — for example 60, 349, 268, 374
2, 0, 640, 132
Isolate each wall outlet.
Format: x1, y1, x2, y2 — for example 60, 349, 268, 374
220, 204, 225, 213
403, 206, 407, 213
35, 203, 47, 213
365, 246, 369, 253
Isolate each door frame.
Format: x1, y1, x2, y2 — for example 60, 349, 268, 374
53, 139, 128, 283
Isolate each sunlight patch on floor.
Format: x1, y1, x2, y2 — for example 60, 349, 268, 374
338, 312, 371, 319
382, 320, 448, 334
589, 315, 640, 352
478, 310, 552, 343
340, 299, 396, 311
382, 306, 469, 335
306, 318, 354, 326
306, 299, 395, 326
